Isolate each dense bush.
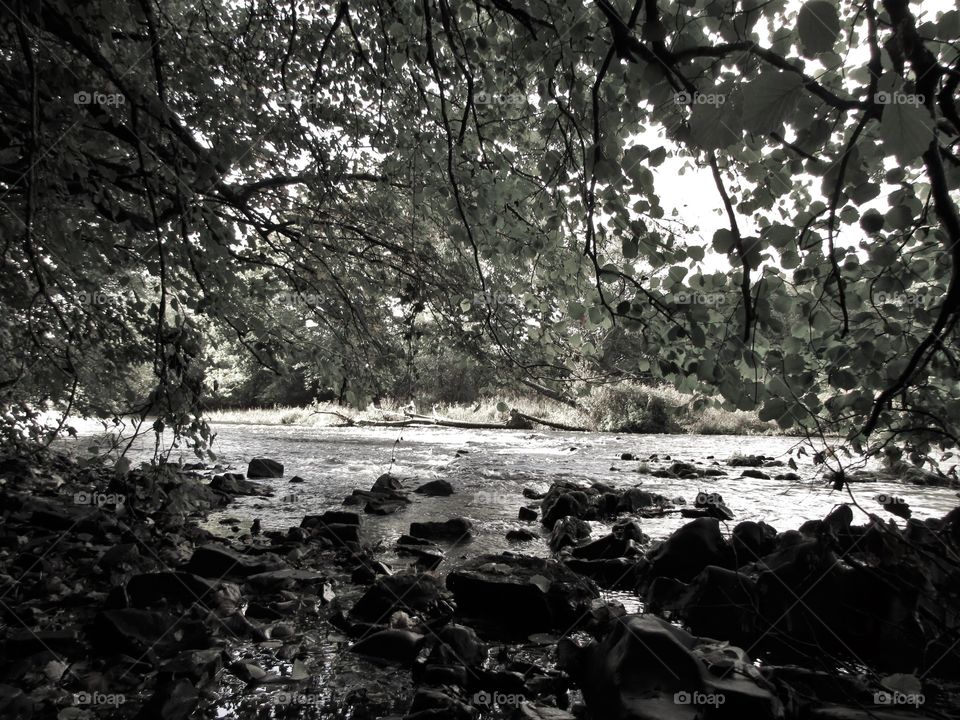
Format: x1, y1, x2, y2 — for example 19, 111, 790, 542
584, 384, 680, 434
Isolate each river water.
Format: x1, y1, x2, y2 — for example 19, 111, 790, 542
140, 423, 957, 560
69, 422, 959, 718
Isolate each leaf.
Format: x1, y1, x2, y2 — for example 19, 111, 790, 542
879, 95, 934, 165
742, 71, 804, 135
713, 228, 735, 254
797, 1, 841, 55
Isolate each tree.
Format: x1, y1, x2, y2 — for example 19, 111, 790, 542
0, 0, 958, 464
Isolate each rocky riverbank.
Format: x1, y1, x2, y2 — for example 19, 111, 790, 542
1, 451, 958, 719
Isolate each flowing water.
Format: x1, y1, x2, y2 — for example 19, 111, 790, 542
70, 423, 960, 719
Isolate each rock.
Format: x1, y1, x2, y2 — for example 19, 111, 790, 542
515, 702, 577, 719
569, 533, 638, 560
617, 488, 663, 513
446, 553, 599, 633
210, 473, 269, 495
612, 517, 648, 543
638, 518, 730, 589
372, 473, 405, 492
347, 488, 411, 515
620, 452, 636, 461
307, 522, 360, 544
349, 574, 446, 624
407, 688, 478, 719
138, 678, 199, 720
410, 518, 473, 542
523, 488, 545, 500
741, 469, 771, 479
302, 510, 361, 527
775, 472, 801, 481
559, 614, 783, 720
245, 569, 333, 599
91, 609, 212, 659
541, 485, 591, 527
728, 455, 766, 467
124, 572, 219, 609
518, 506, 538, 521
565, 558, 642, 590
247, 458, 284, 479
289, 475, 306, 483
415, 479, 454, 496
428, 624, 486, 668
350, 628, 425, 665
185, 543, 281, 579
731, 521, 778, 565
549, 516, 591, 552
670, 565, 761, 645
507, 529, 536, 542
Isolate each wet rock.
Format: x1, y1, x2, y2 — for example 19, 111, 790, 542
620, 452, 636, 460
428, 623, 486, 668
123, 572, 219, 609
558, 613, 783, 720
446, 553, 599, 633
289, 475, 306, 483
727, 454, 766, 467
775, 472, 801, 481
210, 473, 269, 496
523, 488, 545, 500
549, 516, 591, 551
741, 469, 771, 479
247, 458, 283, 479
541, 488, 590, 527
415, 479, 454, 496
91, 609, 213, 659
569, 533, 636, 561
348, 488, 411, 515
618, 487, 668, 513
519, 506, 538, 521
349, 573, 446, 624
565, 558, 642, 590
507, 529, 536, 542
410, 518, 473, 542
185, 543, 281, 579
731, 521, 778, 565
515, 702, 576, 719
638, 517, 730, 589
406, 688, 477, 719
671, 565, 761, 645
612, 517, 648, 543
351, 628, 425, 666
138, 677, 199, 720
307, 522, 360, 544
372, 473, 405, 492
245, 568, 333, 599
302, 510, 361, 527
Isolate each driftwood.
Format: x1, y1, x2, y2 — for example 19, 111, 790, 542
318, 408, 586, 432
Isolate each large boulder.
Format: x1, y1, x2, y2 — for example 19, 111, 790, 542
410, 518, 473, 542
246, 458, 283, 479
415, 479, 454, 496
559, 614, 784, 720
541, 485, 591, 527
349, 573, 446, 624
549, 516, 590, 551
350, 628, 425, 666
637, 518, 731, 590
446, 553, 599, 633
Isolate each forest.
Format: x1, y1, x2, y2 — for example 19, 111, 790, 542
1, 0, 959, 718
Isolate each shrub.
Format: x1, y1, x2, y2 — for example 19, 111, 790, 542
584, 384, 680, 433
